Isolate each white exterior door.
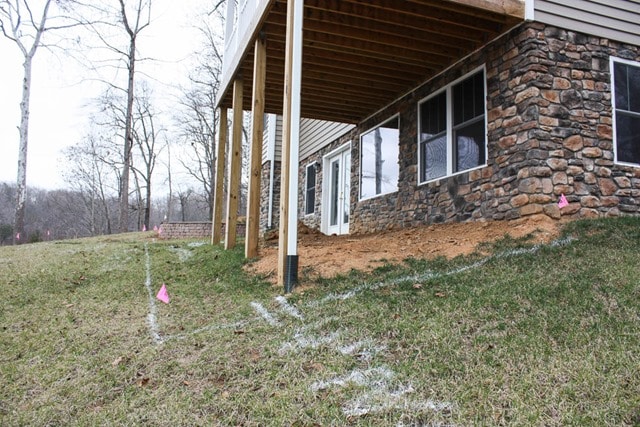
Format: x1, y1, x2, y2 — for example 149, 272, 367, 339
324, 146, 351, 235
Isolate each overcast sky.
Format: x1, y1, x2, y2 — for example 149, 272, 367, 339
0, 0, 208, 190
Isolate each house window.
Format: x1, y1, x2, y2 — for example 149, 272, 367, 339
419, 68, 486, 183
613, 59, 640, 165
360, 116, 400, 199
305, 163, 316, 215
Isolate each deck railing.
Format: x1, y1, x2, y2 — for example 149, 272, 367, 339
222, 0, 270, 78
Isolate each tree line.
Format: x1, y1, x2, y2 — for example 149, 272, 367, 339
1, 0, 249, 244
0, 181, 217, 245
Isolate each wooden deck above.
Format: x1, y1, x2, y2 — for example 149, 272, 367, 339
217, 0, 525, 124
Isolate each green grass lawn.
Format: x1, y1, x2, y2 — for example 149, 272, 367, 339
0, 218, 639, 426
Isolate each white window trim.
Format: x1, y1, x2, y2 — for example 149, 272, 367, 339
304, 161, 317, 216
611, 56, 640, 168
417, 65, 488, 186
359, 114, 401, 201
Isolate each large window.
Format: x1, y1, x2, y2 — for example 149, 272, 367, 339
304, 163, 316, 215
613, 58, 640, 165
360, 116, 400, 199
419, 69, 486, 183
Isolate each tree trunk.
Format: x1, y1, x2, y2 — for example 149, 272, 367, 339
145, 175, 151, 230
119, 37, 136, 233
166, 144, 173, 222
14, 55, 34, 245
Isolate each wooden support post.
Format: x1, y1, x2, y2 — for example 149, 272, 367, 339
245, 35, 267, 259
211, 107, 227, 245
277, 0, 304, 291
225, 78, 243, 250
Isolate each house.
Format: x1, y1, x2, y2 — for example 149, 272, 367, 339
213, 0, 640, 290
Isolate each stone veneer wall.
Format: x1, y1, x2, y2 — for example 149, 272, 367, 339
159, 222, 246, 239
347, 21, 640, 234
265, 21, 640, 235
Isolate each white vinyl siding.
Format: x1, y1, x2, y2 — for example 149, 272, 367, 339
262, 114, 283, 164
264, 116, 354, 164
534, 0, 640, 46
300, 119, 354, 160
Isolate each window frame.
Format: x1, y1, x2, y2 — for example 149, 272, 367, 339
359, 114, 401, 201
304, 162, 317, 216
417, 65, 488, 185
611, 56, 640, 167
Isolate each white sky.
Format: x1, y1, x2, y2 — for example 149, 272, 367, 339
0, 0, 209, 190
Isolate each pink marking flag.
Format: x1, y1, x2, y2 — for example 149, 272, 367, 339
156, 283, 170, 304
558, 193, 569, 209
16, 232, 20, 241
153, 225, 158, 231
142, 224, 147, 232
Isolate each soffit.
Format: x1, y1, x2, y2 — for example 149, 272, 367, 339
218, 0, 524, 124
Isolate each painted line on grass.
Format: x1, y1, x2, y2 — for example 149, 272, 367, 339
250, 301, 281, 326
143, 242, 254, 344
308, 236, 575, 307
310, 366, 453, 418
143, 243, 164, 344
275, 295, 304, 319
275, 236, 575, 421
165, 320, 252, 342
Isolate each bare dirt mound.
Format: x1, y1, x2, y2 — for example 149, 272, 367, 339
246, 215, 564, 284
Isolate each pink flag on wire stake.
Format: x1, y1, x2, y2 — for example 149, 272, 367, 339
16, 232, 20, 241
558, 193, 569, 209
156, 284, 170, 304
153, 225, 158, 232
142, 224, 147, 232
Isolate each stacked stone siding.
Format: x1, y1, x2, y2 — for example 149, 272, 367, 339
351, 22, 639, 234
267, 22, 640, 235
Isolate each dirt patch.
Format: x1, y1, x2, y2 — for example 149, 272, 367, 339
246, 215, 566, 284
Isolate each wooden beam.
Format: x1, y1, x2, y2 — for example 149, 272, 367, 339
278, 0, 303, 291
245, 36, 267, 259
225, 77, 243, 250
211, 107, 227, 245
435, 0, 525, 19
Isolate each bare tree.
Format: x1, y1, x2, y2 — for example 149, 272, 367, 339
174, 17, 223, 220
130, 83, 163, 230
0, 0, 80, 243
79, 0, 153, 232
63, 130, 120, 235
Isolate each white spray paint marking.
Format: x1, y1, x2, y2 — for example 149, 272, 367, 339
279, 330, 342, 354
168, 246, 193, 262
143, 243, 164, 344
310, 366, 395, 392
297, 238, 576, 420
187, 241, 207, 248
311, 366, 452, 418
275, 295, 304, 319
344, 387, 453, 418
308, 236, 575, 307
166, 320, 251, 342
250, 301, 281, 326
338, 339, 387, 361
